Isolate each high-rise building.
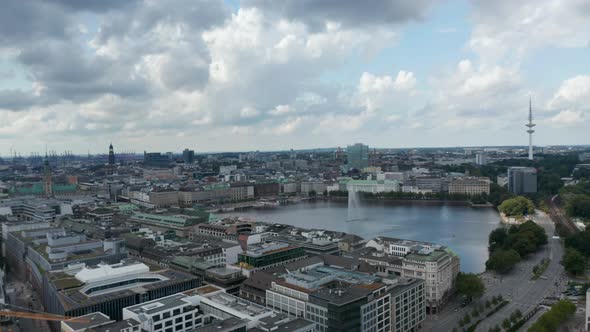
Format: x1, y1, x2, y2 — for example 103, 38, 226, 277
182, 148, 195, 164
108, 143, 115, 165
346, 143, 369, 170
507, 167, 537, 194
475, 152, 487, 165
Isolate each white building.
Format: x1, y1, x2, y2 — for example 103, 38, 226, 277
363, 237, 460, 314
123, 293, 204, 332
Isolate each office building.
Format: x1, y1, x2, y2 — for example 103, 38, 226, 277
448, 177, 490, 196
183, 149, 195, 164
346, 143, 369, 170
507, 167, 537, 194
42, 260, 199, 321
390, 278, 426, 332
123, 293, 205, 332
61, 312, 141, 332
237, 242, 306, 276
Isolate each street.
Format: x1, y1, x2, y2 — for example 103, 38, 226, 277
3, 274, 50, 332
422, 210, 567, 332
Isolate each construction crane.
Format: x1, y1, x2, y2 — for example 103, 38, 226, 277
0, 309, 89, 323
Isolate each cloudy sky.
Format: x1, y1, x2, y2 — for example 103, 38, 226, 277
1, 0, 589, 154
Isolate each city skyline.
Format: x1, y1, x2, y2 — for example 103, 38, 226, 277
1, 0, 589, 153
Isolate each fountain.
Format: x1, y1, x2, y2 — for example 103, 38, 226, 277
347, 187, 364, 222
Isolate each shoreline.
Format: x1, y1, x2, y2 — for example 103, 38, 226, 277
323, 196, 495, 208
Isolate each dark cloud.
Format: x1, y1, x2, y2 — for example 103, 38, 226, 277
244, 0, 434, 30
0, 0, 71, 44
47, 0, 141, 12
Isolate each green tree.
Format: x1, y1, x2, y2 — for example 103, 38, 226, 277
528, 300, 575, 332
486, 249, 521, 274
498, 196, 535, 217
456, 272, 485, 299
562, 248, 586, 276
502, 318, 511, 329
488, 228, 508, 253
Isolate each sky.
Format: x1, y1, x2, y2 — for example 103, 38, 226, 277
0, 0, 589, 155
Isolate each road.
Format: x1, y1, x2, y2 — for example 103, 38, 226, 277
4, 274, 50, 332
422, 210, 566, 332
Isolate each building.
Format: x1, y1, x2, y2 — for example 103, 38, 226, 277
183, 149, 195, 164
122, 293, 205, 332
346, 143, 369, 171
61, 312, 141, 332
475, 152, 487, 166
507, 167, 537, 194
390, 278, 426, 332
360, 237, 460, 314
448, 177, 490, 196
237, 242, 306, 276
109, 143, 116, 166
346, 180, 400, 194
144, 152, 171, 168
129, 211, 209, 237
42, 260, 199, 322
123, 285, 314, 332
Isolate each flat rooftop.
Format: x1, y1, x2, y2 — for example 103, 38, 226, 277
125, 293, 191, 315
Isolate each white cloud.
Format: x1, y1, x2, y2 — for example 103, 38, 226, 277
548, 75, 590, 110
549, 110, 585, 127
268, 104, 295, 116
240, 107, 260, 118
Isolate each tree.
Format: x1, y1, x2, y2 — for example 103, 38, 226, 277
498, 196, 535, 217
528, 300, 575, 332
456, 272, 485, 299
502, 318, 511, 329
486, 249, 521, 274
562, 248, 586, 276
488, 228, 508, 253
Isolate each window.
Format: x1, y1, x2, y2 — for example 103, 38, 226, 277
155, 323, 162, 330
165, 321, 172, 327
175, 317, 182, 323
173, 309, 181, 316
154, 315, 161, 322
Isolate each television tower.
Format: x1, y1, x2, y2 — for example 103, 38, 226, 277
526, 97, 536, 160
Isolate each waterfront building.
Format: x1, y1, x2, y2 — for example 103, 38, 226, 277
129, 211, 209, 237
360, 237, 460, 314
448, 177, 490, 196
346, 180, 400, 194
507, 167, 537, 194
346, 143, 369, 171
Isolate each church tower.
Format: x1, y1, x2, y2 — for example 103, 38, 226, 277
43, 154, 53, 197
108, 143, 115, 165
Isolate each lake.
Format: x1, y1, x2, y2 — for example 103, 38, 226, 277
222, 200, 501, 273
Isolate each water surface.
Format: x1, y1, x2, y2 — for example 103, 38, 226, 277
224, 200, 501, 273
